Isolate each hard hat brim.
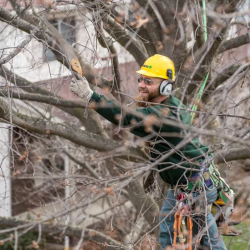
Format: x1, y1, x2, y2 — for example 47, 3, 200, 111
136, 69, 168, 80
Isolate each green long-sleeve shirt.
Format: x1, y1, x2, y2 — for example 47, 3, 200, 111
90, 91, 209, 185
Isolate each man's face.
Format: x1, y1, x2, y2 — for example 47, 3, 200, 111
135, 75, 163, 106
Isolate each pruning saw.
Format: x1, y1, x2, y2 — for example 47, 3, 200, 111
43, 20, 83, 79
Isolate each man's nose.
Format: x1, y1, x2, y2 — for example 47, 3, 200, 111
139, 80, 146, 88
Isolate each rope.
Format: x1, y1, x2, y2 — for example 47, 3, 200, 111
187, 213, 193, 250
190, 0, 209, 123
173, 211, 179, 248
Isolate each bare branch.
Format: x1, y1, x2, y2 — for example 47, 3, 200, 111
63, 150, 100, 179
0, 29, 39, 65
0, 6, 110, 87
101, 14, 147, 65
0, 216, 128, 250
0, 98, 146, 161
93, 16, 122, 99
217, 33, 250, 54
0, 90, 87, 109
0, 66, 107, 136
214, 148, 250, 164
181, 1, 242, 97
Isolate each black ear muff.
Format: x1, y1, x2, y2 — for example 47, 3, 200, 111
160, 80, 172, 96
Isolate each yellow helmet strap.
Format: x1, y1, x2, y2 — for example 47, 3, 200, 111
160, 80, 172, 96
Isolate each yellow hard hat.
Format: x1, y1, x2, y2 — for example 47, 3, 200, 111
136, 54, 175, 81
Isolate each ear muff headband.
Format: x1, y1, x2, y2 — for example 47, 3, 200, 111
160, 80, 172, 96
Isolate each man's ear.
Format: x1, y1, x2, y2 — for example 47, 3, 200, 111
159, 80, 172, 96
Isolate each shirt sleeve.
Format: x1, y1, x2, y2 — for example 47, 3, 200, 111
90, 91, 171, 137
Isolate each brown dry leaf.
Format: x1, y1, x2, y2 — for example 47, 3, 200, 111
12, 170, 21, 176
115, 16, 123, 24
103, 86, 111, 94
106, 187, 115, 196
115, 114, 122, 121
124, 140, 130, 146
130, 21, 137, 26
183, 56, 194, 70
102, 242, 108, 248
160, 108, 170, 116
132, 2, 140, 10
89, 154, 94, 161
163, 24, 175, 35
129, 118, 137, 126
208, 119, 218, 129
104, 24, 110, 29
216, 5, 225, 13
156, 41, 164, 51
32, 240, 39, 249
143, 114, 160, 133
90, 185, 97, 193
88, 100, 97, 109
37, 156, 42, 163
135, 17, 149, 28
19, 151, 27, 161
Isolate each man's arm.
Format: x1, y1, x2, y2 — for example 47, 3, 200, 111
70, 75, 168, 137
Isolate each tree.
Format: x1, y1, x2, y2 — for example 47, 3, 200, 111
0, 0, 250, 249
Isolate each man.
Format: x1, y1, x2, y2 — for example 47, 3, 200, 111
70, 54, 227, 249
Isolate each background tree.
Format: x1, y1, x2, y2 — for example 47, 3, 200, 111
0, 0, 250, 249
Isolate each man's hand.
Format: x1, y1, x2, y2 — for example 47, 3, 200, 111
70, 75, 93, 101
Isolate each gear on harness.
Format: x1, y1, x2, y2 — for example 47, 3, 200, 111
211, 181, 240, 236
173, 156, 240, 249
173, 194, 193, 250
207, 162, 241, 236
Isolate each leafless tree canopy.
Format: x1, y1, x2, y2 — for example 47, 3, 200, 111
0, 0, 250, 249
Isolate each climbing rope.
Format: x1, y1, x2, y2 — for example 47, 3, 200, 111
190, 0, 209, 123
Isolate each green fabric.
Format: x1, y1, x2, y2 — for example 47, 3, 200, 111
90, 91, 209, 185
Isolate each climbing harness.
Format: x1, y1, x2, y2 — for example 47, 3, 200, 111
172, 154, 238, 249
